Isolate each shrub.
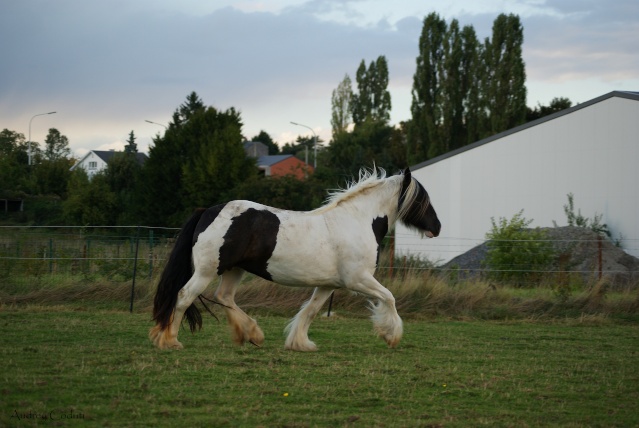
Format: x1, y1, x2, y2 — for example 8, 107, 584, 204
483, 210, 555, 286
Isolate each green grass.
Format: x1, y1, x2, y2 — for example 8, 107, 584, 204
1, 307, 638, 427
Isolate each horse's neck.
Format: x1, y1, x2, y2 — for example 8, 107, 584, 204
340, 182, 400, 224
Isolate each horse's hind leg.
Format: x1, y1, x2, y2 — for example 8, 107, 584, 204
214, 268, 264, 347
151, 270, 214, 350
347, 274, 403, 348
285, 287, 334, 352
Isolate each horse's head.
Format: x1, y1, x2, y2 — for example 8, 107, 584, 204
398, 168, 441, 238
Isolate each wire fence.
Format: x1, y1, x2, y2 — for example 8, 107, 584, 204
0, 225, 179, 280
1, 226, 638, 300
0, 226, 180, 310
391, 230, 639, 288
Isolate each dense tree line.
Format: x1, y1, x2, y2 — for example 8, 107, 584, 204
1, 13, 572, 227
408, 12, 527, 163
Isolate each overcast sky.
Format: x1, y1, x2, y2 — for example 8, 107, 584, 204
1, 0, 638, 158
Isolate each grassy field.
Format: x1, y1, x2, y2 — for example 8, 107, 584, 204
1, 305, 638, 427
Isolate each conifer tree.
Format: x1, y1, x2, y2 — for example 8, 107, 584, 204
124, 131, 137, 154
138, 93, 256, 226
181, 106, 256, 208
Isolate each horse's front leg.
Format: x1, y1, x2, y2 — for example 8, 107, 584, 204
347, 273, 403, 348
285, 287, 334, 352
214, 268, 265, 347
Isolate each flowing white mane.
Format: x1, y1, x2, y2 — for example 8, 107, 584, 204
312, 167, 395, 214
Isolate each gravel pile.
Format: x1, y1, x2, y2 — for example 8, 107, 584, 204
442, 226, 639, 287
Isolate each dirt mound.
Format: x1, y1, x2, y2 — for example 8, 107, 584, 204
443, 226, 639, 287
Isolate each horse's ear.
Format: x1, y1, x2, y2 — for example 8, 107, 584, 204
402, 167, 411, 187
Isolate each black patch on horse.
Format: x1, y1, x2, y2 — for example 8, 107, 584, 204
218, 208, 280, 280
193, 203, 228, 245
372, 216, 389, 267
400, 177, 441, 237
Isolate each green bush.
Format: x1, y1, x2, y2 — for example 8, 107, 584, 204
562, 192, 611, 238
483, 210, 555, 286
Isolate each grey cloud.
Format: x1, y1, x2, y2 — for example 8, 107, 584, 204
1, 0, 637, 153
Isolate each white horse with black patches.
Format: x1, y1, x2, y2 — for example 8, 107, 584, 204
149, 167, 440, 351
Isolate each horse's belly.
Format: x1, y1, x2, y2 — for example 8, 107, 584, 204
271, 271, 340, 288
267, 248, 341, 287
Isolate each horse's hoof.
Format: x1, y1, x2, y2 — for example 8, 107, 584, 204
384, 334, 401, 348
249, 327, 265, 347
285, 341, 318, 352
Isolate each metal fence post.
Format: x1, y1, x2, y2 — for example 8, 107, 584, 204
49, 238, 53, 274
148, 228, 154, 279
130, 226, 141, 313
598, 235, 603, 280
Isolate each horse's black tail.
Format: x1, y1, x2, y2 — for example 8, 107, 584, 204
152, 208, 206, 333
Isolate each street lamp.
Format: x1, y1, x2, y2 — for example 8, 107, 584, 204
145, 120, 167, 130
28, 111, 56, 165
290, 121, 318, 168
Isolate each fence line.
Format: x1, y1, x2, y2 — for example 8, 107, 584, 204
1, 226, 638, 307
0, 226, 180, 311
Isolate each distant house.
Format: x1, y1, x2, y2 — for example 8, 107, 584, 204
70, 150, 148, 178
243, 141, 313, 179
256, 155, 313, 179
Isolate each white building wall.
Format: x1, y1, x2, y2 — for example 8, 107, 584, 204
396, 94, 639, 264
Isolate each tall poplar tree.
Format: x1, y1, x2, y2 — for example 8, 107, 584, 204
369, 56, 392, 123
330, 74, 353, 138
408, 12, 447, 163
440, 20, 482, 151
351, 60, 371, 126
484, 13, 527, 135
409, 12, 525, 162
461, 25, 483, 145
328, 57, 396, 179
351, 56, 391, 126
430, 19, 466, 156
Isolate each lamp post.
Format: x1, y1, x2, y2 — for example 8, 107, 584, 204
290, 121, 317, 168
28, 111, 56, 165
145, 120, 167, 130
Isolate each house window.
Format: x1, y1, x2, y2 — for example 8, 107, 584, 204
88, 161, 97, 170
